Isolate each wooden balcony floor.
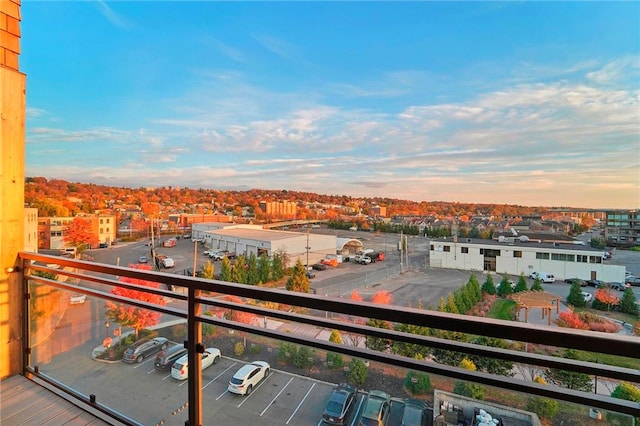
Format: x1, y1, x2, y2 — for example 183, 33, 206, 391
1, 375, 112, 426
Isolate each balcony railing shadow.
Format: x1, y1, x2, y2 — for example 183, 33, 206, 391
17, 252, 640, 426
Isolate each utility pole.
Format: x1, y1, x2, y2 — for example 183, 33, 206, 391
306, 226, 310, 267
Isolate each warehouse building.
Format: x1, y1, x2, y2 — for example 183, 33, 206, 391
429, 236, 625, 282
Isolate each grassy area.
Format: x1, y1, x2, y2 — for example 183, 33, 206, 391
572, 349, 640, 370
488, 299, 517, 320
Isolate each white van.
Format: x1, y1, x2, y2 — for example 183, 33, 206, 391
162, 257, 175, 268
529, 271, 555, 283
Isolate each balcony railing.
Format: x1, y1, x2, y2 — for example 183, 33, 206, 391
17, 252, 640, 426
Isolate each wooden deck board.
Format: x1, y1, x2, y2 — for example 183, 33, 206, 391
1, 375, 113, 426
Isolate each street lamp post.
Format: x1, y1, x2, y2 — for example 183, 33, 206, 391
105, 320, 110, 339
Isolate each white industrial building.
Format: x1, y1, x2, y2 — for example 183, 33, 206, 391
429, 237, 625, 282
192, 223, 366, 266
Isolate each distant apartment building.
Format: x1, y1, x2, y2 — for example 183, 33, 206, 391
38, 215, 116, 249
168, 213, 233, 229
369, 205, 387, 217
259, 201, 297, 219
604, 209, 639, 246
24, 208, 38, 253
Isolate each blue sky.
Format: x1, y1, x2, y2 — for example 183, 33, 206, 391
21, 1, 639, 209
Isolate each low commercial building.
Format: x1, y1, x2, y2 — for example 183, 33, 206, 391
429, 237, 625, 282
434, 390, 542, 426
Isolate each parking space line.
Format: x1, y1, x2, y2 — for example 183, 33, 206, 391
286, 382, 315, 424
162, 373, 172, 381
132, 358, 154, 369
215, 389, 228, 400
236, 372, 273, 408
203, 362, 237, 390
260, 376, 293, 416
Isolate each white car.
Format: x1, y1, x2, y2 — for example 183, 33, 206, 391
581, 292, 593, 303
171, 348, 221, 380
228, 361, 270, 395
69, 293, 86, 305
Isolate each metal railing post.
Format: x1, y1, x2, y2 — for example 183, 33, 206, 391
186, 286, 203, 425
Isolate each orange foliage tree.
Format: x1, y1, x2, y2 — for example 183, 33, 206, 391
594, 288, 619, 312
63, 217, 99, 251
351, 290, 363, 302
371, 291, 393, 305
106, 264, 166, 338
555, 310, 589, 330
224, 295, 256, 325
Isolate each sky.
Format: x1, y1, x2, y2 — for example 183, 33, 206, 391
21, 1, 640, 209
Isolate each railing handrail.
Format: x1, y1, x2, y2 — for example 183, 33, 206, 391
18, 252, 640, 419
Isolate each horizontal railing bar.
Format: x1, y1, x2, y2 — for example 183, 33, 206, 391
194, 297, 640, 383
192, 313, 640, 417
26, 274, 187, 319
24, 368, 143, 426
18, 253, 640, 418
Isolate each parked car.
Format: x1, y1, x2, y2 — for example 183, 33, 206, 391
581, 292, 594, 303
312, 263, 328, 271
358, 390, 390, 426
306, 271, 316, 279
322, 383, 356, 425
529, 272, 555, 283
123, 337, 169, 363
400, 398, 430, 426
138, 255, 148, 263
358, 256, 372, 265
154, 345, 188, 371
609, 282, 629, 291
586, 279, 604, 288
162, 257, 175, 268
69, 293, 86, 305
228, 361, 270, 395
564, 277, 586, 286
170, 348, 221, 380
626, 276, 640, 286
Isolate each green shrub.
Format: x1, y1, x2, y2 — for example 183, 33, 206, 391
348, 359, 368, 386
404, 371, 431, 395
453, 381, 484, 400
249, 344, 260, 354
326, 352, 343, 369
526, 397, 559, 420
294, 346, 315, 369
278, 342, 297, 364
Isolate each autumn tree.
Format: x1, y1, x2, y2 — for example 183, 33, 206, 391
231, 255, 247, 284
106, 263, 166, 338
63, 217, 99, 252
365, 291, 393, 352
201, 260, 215, 280
593, 288, 619, 312
223, 295, 256, 324
351, 290, 363, 302
220, 257, 232, 281
285, 259, 310, 293
258, 253, 271, 283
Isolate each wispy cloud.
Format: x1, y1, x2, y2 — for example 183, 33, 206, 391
94, 1, 131, 29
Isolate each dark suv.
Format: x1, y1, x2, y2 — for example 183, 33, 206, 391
322, 383, 356, 425
154, 344, 187, 371
123, 337, 168, 363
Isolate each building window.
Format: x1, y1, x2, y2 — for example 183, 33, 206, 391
566, 254, 575, 262
536, 252, 550, 260
106, 227, 110, 233
107, 218, 110, 223
461, 247, 469, 254
100, 228, 103, 234
430, 245, 434, 251
577, 255, 588, 263
100, 219, 104, 224
589, 256, 602, 264
443, 245, 451, 252
513, 251, 522, 258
